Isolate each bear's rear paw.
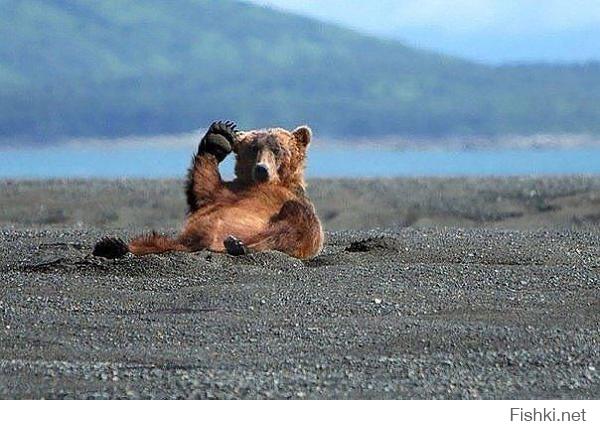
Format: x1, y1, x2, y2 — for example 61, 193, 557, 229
93, 237, 129, 259
199, 120, 238, 162
224, 235, 248, 256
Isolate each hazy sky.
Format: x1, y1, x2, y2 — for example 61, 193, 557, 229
246, 0, 600, 63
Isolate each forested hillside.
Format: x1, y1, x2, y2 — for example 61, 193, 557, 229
2, 0, 600, 141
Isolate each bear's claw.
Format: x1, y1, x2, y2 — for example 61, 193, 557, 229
224, 235, 248, 256
93, 237, 129, 259
199, 120, 238, 162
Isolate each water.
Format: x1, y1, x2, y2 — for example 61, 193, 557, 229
1, 144, 600, 178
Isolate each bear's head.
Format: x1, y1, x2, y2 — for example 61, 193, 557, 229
233, 125, 313, 191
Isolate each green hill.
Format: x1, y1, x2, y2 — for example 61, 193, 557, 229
2, 0, 600, 140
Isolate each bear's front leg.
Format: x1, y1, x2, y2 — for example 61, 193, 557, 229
185, 121, 238, 212
224, 235, 248, 256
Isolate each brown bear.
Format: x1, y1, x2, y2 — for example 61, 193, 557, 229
93, 121, 324, 260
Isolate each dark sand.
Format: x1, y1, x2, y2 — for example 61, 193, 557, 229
2, 176, 600, 230
0, 178, 599, 399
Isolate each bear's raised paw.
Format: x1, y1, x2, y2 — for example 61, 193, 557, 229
199, 120, 238, 162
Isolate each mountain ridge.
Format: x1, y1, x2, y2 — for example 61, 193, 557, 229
1, 0, 600, 141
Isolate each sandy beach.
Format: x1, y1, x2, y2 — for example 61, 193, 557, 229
0, 178, 598, 399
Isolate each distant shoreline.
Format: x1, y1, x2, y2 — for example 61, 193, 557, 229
322, 133, 600, 150
2, 132, 600, 151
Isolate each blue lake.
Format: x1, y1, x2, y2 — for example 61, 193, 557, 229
1, 145, 600, 178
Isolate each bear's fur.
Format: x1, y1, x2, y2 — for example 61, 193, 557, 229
93, 121, 324, 260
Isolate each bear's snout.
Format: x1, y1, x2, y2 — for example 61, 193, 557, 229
254, 164, 269, 182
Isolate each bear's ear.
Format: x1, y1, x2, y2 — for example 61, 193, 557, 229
292, 125, 312, 147
232, 131, 248, 154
